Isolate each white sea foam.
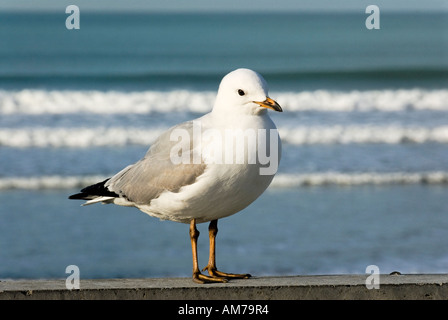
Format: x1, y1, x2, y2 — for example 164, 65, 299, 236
0, 175, 108, 191
279, 125, 448, 145
278, 89, 448, 112
0, 89, 216, 115
0, 127, 165, 148
0, 88, 447, 114
270, 171, 448, 187
2, 125, 448, 148
2, 171, 448, 190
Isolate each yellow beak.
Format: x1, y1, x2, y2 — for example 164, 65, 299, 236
253, 97, 283, 112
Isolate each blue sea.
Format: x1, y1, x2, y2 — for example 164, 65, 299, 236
1, 11, 448, 280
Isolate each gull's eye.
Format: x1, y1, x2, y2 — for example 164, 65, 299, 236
237, 89, 245, 96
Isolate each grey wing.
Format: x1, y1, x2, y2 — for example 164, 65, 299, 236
105, 121, 206, 205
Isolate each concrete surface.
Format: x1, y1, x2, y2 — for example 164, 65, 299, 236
1, 274, 447, 300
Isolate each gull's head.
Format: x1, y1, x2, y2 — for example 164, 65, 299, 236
213, 68, 282, 116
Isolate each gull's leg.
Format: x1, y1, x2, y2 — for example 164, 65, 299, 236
189, 219, 228, 284
202, 219, 251, 279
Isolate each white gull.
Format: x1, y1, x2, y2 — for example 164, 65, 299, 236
69, 68, 283, 283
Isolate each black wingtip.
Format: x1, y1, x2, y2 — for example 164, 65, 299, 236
68, 192, 88, 200
68, 178, 119, 200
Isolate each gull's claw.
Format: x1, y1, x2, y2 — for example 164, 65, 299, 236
193, 271, 228, 284
202, 266, 251, 279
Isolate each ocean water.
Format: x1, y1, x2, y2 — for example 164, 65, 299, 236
0, 11, 447, 280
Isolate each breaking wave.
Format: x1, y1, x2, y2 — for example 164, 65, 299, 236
1, 125, 448, 148
271, 171, 448, 187
0, 175, 107, 191
0, 127, 165, 148
279, 125, 448, 145
2, 171, 448, 191
0, 88, 447, 114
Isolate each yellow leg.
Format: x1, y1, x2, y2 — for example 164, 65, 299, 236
202, 219, 251, 280
189, 219, 228, 284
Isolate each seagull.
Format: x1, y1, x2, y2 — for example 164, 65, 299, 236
69, 68, 282, 283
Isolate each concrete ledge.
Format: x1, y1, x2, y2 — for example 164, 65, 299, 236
1, 274, 447, 300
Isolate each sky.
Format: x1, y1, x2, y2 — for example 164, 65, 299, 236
0, 0, 447, 13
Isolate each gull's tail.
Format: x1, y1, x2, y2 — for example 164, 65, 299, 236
69, 178, 118, 206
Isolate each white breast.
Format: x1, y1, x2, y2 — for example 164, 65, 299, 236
137, 113, 281, 224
